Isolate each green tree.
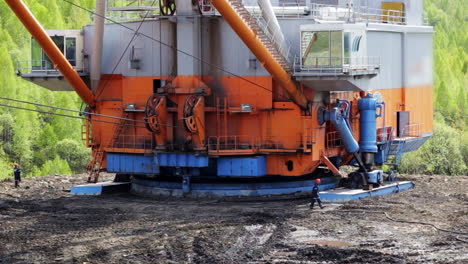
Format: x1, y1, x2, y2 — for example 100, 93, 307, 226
56, 139, 90, 173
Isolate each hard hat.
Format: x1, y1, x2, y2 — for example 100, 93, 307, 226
13, 163, 19, 166
315, 178, 321, 183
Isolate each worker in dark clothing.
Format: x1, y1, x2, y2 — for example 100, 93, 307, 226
310, 178, 324, 209
13, 163, 21, 188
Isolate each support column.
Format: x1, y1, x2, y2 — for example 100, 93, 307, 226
91, 0, 106, 92
175, 0, 201, 76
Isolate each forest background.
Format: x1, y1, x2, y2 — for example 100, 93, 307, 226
0, 0, 466, 179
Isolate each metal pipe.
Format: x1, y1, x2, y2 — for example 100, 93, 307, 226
90, 0, 106, 92
5, 0, 95, 107
210, 0, 309, 109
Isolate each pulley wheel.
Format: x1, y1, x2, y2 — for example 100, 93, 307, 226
144, 94, 164, 133
183, 95, 200, 133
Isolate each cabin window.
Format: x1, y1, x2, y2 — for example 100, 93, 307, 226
343, 32, 351, 64
301, 31, 343, 67
31, 38, 42, 69
330, 31, 343, 65
352, 35, 362, 52
66, 37, 77, 66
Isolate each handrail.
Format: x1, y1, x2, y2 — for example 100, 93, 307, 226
5, 0, 95, 107
310, 3, 406, 25
200, 2, 309, 18
16, 60, 84, 73
403, 123, 423, 138
107, 0, 159, 11
294, 56, 380, 74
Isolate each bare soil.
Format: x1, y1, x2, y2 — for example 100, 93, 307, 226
0, 173, 467, 264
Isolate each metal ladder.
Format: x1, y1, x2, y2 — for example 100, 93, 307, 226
87, 149, 104, 183
86, 113, 129, 183
227, 0, 291, 71
385, 140, 405, 166
384, 128, 406, 167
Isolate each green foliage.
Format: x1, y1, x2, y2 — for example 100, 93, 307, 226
400, 117, 467, 175
0, 0, 94, 180
35, 156, 72, 176
0, 158, 12, 180
0, 113, 14, 156
56, 139, 90, 173
424, 0, 467, 128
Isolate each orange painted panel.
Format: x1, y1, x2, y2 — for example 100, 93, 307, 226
403, 86, 434, 133
219, 76, 273, 109
376, 86, 433, 134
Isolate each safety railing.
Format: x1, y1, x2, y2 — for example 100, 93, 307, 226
103, 10, 160, 22
376, 126, 394, 143
200, 1, 309, 18
16, 60, 84, 74
208, 135, 257, 152
402, 123, 423, 138
93, 0, 160, 22
258, 133, 313, 152
111, 134, 154, 151
259, 135, 297, 150
302, 127, 317, 152
294, 56, 380, 75
309, 3, 406, 25
208, 132, 314, 154
107, 0, 160, 11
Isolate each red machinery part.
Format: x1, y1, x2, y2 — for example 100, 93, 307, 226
183, 95, 201, 134
145, 94, 165, 133
198, 0, 213, 13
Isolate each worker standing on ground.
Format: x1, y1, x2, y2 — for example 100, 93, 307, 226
13, 163, 21, 188
310, 178, 324, 209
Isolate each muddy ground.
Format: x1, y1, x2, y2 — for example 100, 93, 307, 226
0, 173, 466, 264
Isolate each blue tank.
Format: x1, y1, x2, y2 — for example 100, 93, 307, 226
358, 93, 382, 153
